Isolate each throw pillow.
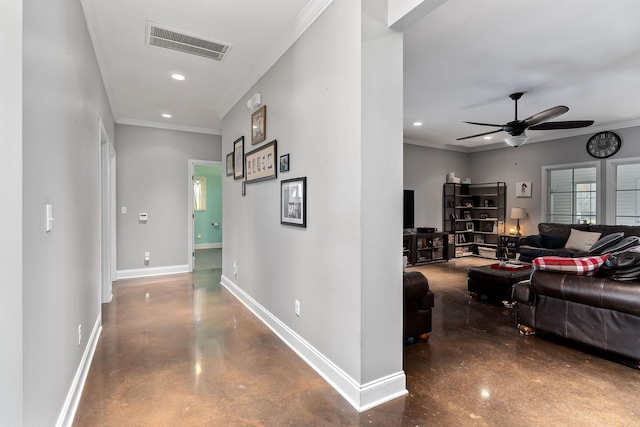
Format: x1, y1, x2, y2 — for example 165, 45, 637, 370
602, 236, 640, 254
588, 232, 625, 254
533, 254, 610, 276
564, 229, 601, 251
541, 234, 565, 249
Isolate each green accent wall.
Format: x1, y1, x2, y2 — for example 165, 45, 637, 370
194, 164, 222, 246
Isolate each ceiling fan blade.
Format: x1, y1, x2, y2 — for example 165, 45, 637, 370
463, 121, 504, 127
456, 129, 503, 141
523, 106, 569, 126
529, 120, 595, 130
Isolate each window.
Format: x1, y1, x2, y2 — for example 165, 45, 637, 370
194, 176, 206, 211
607, 158, 640, 225
544, 163, 599, 224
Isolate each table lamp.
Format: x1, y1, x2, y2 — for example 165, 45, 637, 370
510, 207, 527, 236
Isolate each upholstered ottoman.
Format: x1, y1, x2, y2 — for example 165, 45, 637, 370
467, 264, 533, 304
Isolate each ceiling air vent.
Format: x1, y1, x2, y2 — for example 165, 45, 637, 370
146, 22, 231, 61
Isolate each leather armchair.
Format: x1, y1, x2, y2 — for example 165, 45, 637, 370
403, 271, 434, 342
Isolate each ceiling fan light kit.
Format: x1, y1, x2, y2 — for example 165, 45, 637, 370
457, 92, 595, 147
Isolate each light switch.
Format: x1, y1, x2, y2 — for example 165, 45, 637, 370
46, 204, 54, 232
139, 213, 148, 222
121, 206, 127, 214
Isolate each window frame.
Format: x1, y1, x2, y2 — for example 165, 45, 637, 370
606, 156, 640, 225
541, 161, 601, 224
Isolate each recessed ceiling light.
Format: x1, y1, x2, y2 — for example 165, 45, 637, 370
484, 136, 492, 140
413, 121, 423, 126
162, 113, 172, 118
171, 73, 185, 81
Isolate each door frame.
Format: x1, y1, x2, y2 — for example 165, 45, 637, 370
188, 159, 222, 271
99, 118, 116, 303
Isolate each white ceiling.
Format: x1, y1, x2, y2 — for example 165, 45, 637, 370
82, 0, 640, 151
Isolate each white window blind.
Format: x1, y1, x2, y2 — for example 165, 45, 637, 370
615, 163, 640, 225
547, 166, 597, 224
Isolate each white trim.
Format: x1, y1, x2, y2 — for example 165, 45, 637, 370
195, 243, 222, 250
605, 156, 640, 224
541, 161, 601, 223
220, 274, 407, 412
117, 264, 190, 280
55, 316, 102, 427
117, 117, 221, 135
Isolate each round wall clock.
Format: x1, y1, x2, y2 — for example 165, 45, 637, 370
586, 131, 621, 159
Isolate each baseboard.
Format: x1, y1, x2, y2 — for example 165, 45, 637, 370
116, 264, 190, 280
195, 243, 222, 249
220, 274, 407, 412
56, 315, 102, 427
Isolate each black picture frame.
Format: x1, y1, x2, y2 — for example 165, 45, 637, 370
245, 140, 277, 184
280, 154, 290, 172
226, 152, 234, 177
233, 136, 245, 180
481, 221, 495, 232
281, 177, 306, 227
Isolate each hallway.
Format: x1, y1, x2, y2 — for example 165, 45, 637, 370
73, 258, 640, 426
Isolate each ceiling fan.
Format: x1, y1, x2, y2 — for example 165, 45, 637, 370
457, 92, 595, 147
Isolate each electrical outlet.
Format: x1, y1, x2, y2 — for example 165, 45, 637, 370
78, 324, 82, 346
233, 262, 238, 277
295, 300, 301, 317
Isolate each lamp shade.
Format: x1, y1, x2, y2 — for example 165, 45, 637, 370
510, 207, 527, 219
504, 134, 529, 147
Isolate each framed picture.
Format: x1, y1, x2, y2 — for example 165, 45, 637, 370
280, 154, 290, 172
226, 152, 234, 177
516, 181, 532, 198
234, 136, 244, 180
466, 222, 474, 231
281, 177, 306, 227
463, 211, 471, 220
245, 139, 277, 184
251, 105, 266, 145
481, 221, 496, 232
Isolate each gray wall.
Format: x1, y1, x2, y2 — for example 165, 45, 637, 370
222, 0, 404, 401
21, 0, 115, 424
403, 143, 469, 230
0, 0, 23, 424
404, 126, 640, 237
115, 124, 222, 272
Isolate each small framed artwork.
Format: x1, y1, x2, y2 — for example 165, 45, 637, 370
463, 211, 471, 220
280, 154, 290, 172
245, 139, 277, 184
481, 221, 496, 232
251, 105, 266, 145
226, 152, 234, 177
466, 222, 474, 231
234, 136, 245, 180
281, 177, 307, 227
517, 181, 532, 198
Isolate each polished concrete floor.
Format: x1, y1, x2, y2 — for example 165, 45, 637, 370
73, 257, 640, 426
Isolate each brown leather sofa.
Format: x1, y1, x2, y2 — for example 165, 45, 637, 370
513, 270, 640, 364
403, 271, 434, 342
518, 223, 640, 262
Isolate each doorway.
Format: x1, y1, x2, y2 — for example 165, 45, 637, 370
188, 160, 222, 271
100, 119, 116, 303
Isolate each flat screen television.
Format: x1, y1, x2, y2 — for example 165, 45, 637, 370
403, 190, 414, 229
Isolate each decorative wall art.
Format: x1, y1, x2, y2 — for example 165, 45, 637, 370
245, 139, 277, 183
251, 105, 266, 145
233, 136, 244, 180
516, 181, 532, 198
281, 177, 306, 227
226, 152, 234, 177
279, 154, 289, 172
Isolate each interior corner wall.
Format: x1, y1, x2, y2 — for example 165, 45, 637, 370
403, 143, 470, 230
0, 0, 23, 424
21, 0, 115, 424
222, 0, 404, 410
115, 125, 221, 273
